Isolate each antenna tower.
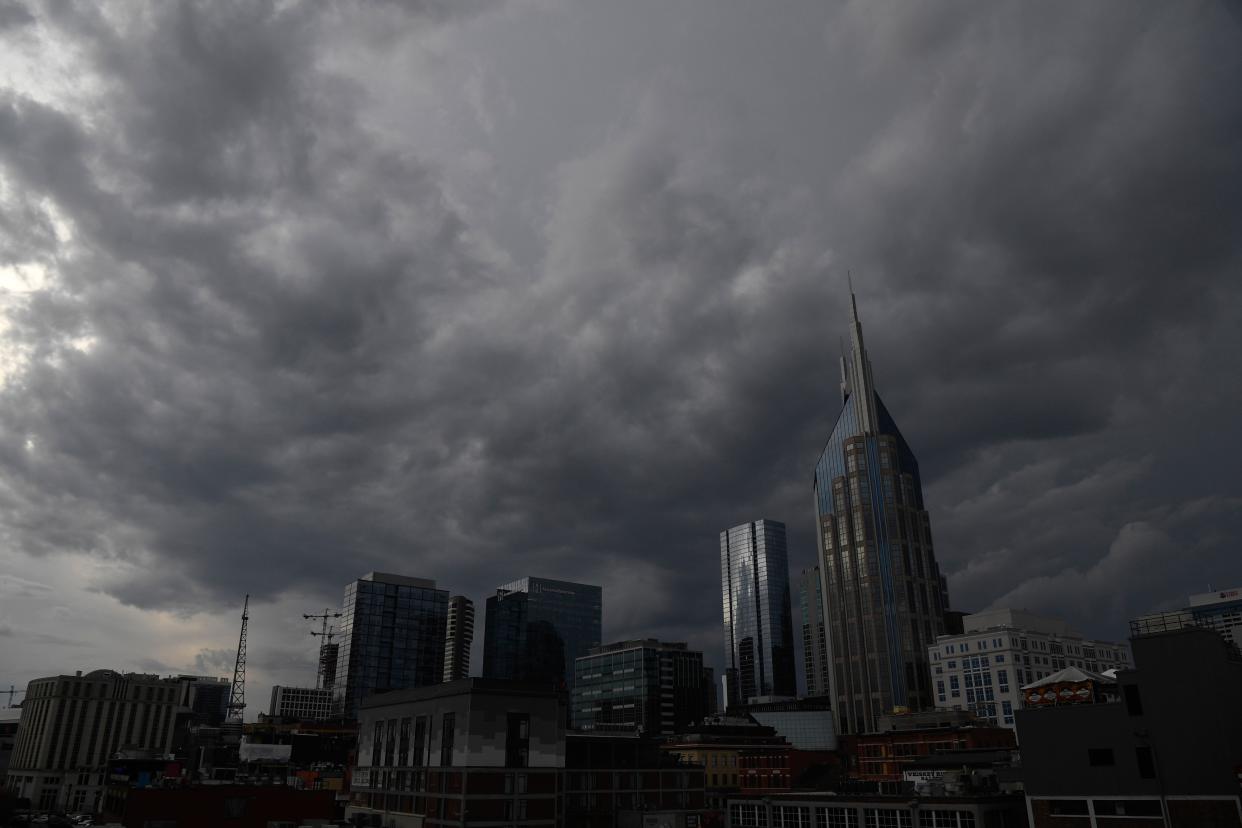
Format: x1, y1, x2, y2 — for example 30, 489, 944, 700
304, 608, 343, 690
227, 594, 250, 720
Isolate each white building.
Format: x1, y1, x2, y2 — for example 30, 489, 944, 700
5, 670, 195, 813
268, 685, 334, 721
927, 609, 1130, 731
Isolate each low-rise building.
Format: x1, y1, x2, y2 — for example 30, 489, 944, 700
1017, 621, 1242, 827
731, 696, 837, 752
662, 717, 788, 811
928, 608, 1130, 730
727, 792, 1028, 827
563, 732, 707, 827
845, 710, 1016, 792
348, 678, 566, 827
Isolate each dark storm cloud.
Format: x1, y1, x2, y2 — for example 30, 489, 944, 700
0, 0, 1239, 692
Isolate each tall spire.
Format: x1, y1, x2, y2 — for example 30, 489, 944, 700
844, 278, 879, 434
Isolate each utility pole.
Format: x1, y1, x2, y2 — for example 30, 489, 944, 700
305, 608, 342, 690
227, 594, 250, 721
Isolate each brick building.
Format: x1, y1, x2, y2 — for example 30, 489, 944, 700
845, 710, 1016, 790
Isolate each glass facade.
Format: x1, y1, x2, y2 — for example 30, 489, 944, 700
482, 576, 602, 690
720, 519, 797, 706
799, 566, 831, 697
812, 295, 947, 734
333, 572, 449, 719
571, 640, 708, 734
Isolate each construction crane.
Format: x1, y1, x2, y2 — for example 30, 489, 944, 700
227, 594, 249, 721
305, 608, 342, 690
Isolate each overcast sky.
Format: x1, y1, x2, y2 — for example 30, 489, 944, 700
1, 0, 1240, 714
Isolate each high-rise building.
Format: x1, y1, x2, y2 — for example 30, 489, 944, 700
928, 608, 1130, 731
5, 671, 194, 813
812, 292, 949, 734
719, 519, 797, 707
571, 639, 709, 735
798, 566, 831, 698
269, 685, 335, 721
318, 642, 339, 693
332, 572, 449, 719
443, 595, 475, 682
482, 577, 602, 691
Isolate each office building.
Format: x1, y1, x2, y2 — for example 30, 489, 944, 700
482, 577, 602, 691
662, 717, 789, 811
571, 640, 708, 735
176, 674, 230, 727
812, 292, 949, 734
847, 710, 1016, 790
5, 670, 193, 813
1134, 586, 1242, 649
0, 707, 18, 779
348, 679, 566, 826
332, 572, 449, 719
928, 608, 1130, 730
798, 566, 831, 698
268, 686, 334, 722
443, 594, 475, 682
719, 519, 797, 707
1017, 621, 1242, 827
564, 733, 707, 827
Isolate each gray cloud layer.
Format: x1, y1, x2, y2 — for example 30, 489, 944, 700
0, 0, 1239, 698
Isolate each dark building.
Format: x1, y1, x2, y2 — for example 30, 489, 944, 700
102, 785, 338, 828
482, 577, 602, 691
719, 519, 797, 707
1017, 621, 1242, 827
812, 292, 949, 734
348, 678, 566, 826
443, 594, 475, 682
332, 572, 450, 719
0, 708, 18, 780
564, 732, 707, 827
844, 710, 1016, 792
662, 717, 790, 812
571, 640, 709, 735
177, 675, 230, 727
731, 696, 837, 752
727, 792, 1027, 827
799, 565, 832, 698
318, 641, 339, 694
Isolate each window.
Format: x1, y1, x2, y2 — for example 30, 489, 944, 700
1048, 800, 1089, 816
1093, 800, 1163, 817
506, 713, 530, 768
1124, 685, 1144, 716
1135, 747, 1156, 779
862, 809, 911, 828
1087, 748, 1115, 767
817, 807, 859, 828
949, 676, 959, 690
775, 805, 811, 827
923, 813, 976, 828
439, 713, 455, 767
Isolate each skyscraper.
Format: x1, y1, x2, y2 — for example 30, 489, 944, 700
798, 565, 831, 698
812, 292, 948, 734
332, 572, 449, 719
443, 594, 475, 682
719, 519, 797, 708
482, 576, 602, 691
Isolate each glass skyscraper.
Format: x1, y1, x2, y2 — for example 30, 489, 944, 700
812, 293, 948, 734
719, 519, 797, 707
332, 572, 449, 719
571, 639, 708, 735
481, 576, 602, 691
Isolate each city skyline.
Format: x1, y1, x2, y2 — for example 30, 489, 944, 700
2, 0, 1241, 718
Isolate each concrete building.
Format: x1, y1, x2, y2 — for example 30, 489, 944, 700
727, 792, 1027, 827
5, 670, 194, 813
563, 732, 707, 827
482, 576, 602, 692
333, 572, 450, 719
443, 594, 475, 682
267, 685, 334, 722
928, 608, 1130, 730
720, 519, 797, 707
176, 675, 230, 727
798, 565, 832, 698
1133, 586, 1242, 649
1017, 622, 1242, 827
812, 293, 950, 734
571, 640, 708, 735
348, 678, 566, 826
